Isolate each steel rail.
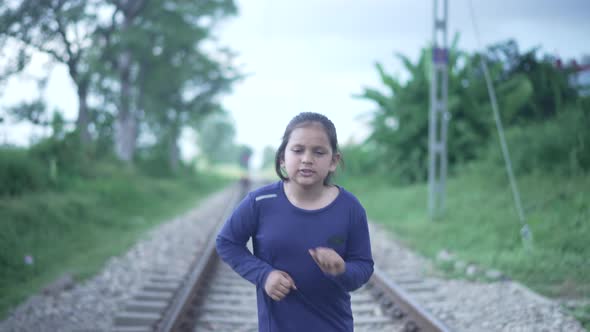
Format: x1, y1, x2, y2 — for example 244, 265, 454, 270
156, 183, 246, 332
370, 267, 452, 332
157, 181, 451, 332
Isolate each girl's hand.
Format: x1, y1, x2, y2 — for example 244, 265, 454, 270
264, 270, 297, 301
309, 247, 346, 276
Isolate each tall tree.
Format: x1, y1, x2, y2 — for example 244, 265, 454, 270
140, 0, 238, 171
0, 0, 101, 145
96, 0, 238, 164
100, 0, 148, 162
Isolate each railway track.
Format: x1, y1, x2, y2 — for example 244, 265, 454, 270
113, 182, 451, 332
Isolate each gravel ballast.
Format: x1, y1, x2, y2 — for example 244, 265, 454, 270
1, 185, 585, 332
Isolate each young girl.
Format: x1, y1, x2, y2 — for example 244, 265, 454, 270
216, 112, 374, 331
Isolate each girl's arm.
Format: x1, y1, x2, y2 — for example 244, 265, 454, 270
216, 193, 274, 288
328, 207, 374, 292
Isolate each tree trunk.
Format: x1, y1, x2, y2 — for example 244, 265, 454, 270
114, 109, 137, 162
168, 125, 181, 173
114, 50, 137, 162
76, 83, 91, 145
112, 0, 147, 162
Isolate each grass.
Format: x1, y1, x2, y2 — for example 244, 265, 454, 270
0, 163, 232, 318
337, 165, 589, 326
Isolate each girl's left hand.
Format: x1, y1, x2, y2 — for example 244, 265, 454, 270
309, 247, 345, 276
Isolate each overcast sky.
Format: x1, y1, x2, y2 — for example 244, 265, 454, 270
2, 0, 589, 167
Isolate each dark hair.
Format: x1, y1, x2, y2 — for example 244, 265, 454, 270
275, 112, 341, 185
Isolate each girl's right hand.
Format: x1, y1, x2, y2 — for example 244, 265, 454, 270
264, 270, 297, 301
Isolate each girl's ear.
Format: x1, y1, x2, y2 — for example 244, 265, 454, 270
330, 152, 341, 170
279, 159, 288, 177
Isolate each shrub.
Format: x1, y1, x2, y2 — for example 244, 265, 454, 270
0, 148, 49, 196
485, 107, 590, 176
29, 132, 89, 178
339, 144, 381, 177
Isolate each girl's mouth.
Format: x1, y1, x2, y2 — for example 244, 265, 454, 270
299, 169, 314, 176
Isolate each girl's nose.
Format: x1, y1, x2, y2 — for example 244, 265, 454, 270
301, 152, 313, 164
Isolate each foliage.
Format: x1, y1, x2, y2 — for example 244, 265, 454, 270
0, 148, 49, 196
0, 0, 101, 143
1, 0, 240, 164
338, 143, 381, 178
0, 165, 231, 318
88, 106, 116, 157
260, 146, 277, 169
486, 40, 578, 122
5, 99, 48, 125
339, 166, 590, 300
89, 0, 239, 163
0, 125, 97, 197
196, 111, 250, 165
484, 105, 590, 176
134, 145, 176, 178
134, 142, 193, 178
29, 132, 90, 179
357, 36, 488, 183
0, 129, 117, 197
356, 38, 581, 184
128, 0, 240, 165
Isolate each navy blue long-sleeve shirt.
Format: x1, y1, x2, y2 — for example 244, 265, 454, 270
216, 181, 374, 332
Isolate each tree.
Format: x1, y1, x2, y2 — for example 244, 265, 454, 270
1, 0, 240, 169
0, 0, 102, 145
134, 0, 239, 171
91, 0, 148, 162
138, 42, 239, 171
197, 111, 238, 165
95, 0, 238, 164
486, 40, 577, 122
356, 38, 547, 183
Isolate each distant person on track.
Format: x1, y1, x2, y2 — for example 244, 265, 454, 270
216, 112, 374, 332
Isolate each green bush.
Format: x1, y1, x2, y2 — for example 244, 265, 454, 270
0, 166, 230, 317
135, 150, 175, 178
339, 167, 590, 300
339, 144, 380, 177
29, 132, 89, 178
485, 107, 590, 176
0, 148, 49, 196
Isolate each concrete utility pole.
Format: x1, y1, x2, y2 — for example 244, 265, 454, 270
428, 0, 449, 220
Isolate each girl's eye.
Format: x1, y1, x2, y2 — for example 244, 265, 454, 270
314, 150, 326, 156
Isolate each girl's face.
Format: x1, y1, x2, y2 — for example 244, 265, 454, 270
281, 122, 340, 188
